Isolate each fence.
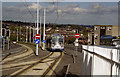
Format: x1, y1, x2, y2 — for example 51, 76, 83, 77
82, 45, 120, 76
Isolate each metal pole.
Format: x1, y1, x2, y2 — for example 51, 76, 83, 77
36, 0, 39, 55
40, 17, 41, 47
30, 26, 31, 43
35, 21, 36, 41
17, 28, 18, 42
33, 26, 34, 43
43, 8, 46, 50
0, 1, 2, 75
0, 2, 2, 76
20, 26, 21, 42
3, 37, 4, 51
77, 29, 78, 33
75, 46, 77, 56
0, 3, 2, 36
26, 26, 28, 43
7, 37, 9, 50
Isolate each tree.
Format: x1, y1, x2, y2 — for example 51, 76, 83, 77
66, 36, 75, 44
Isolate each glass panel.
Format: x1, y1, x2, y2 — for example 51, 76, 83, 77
59, 38, 63, 43
52, 37, 57, 43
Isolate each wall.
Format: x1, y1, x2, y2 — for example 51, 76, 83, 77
82, 45, 120, 76
112, 25, 119, 36
94, 26, 100, 45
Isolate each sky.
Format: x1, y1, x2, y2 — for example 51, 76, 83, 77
1, 2, 119, 25
1, 0, 120, 2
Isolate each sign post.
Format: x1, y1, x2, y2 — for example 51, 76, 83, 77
73, 33, 79, 63
35, 34, 40, 56
75, 38, 79, 56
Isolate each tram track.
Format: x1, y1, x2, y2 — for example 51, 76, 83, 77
8, 51, 63, 77
2, 44, 34, 65
42, 52, 63, 77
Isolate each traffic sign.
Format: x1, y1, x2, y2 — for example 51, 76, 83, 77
35, 39, 40, 44
75, 33, 79, 38
43, 40, 46, 43
75, 39, 78, 42
75, 43, 79, 46
35, 34, 40, 39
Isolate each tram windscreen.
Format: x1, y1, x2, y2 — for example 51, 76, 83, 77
52, 36, 57, 43
59, 38, 64, 43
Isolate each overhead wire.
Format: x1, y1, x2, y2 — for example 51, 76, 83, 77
54, 0, 59, 24
24, 0, 35, 23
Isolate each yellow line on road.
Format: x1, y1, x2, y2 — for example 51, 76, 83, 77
47, 52, 64, 75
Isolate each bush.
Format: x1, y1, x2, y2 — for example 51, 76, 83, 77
66, 37, 75, 44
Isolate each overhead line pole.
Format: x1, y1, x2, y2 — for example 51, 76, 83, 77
0, 1, 2, 75
43, 8, 46, 50
35, 21, 36, 40
40, 17, 41, 47
30, 25, 31, 43
17, 28, 18, 42
33, 25, 34, 43
1, 1, 2, 52
20, 26, 21, 42
1, 0, 2, 36
36, 0, 39, 55
26, 26, 27, 43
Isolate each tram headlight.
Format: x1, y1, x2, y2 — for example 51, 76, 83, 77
61, 43, 63, 47
52, 44, 55, 47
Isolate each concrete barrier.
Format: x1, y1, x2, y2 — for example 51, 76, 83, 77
82, 45, 120, 76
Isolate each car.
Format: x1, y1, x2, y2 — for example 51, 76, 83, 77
113, 40, 119, 46
100, 35, 113, 39
113, 39, 120, 48
115, 44, 120, 48
13, 41, 16, 44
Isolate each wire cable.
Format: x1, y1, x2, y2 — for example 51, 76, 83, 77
24, 0, 35, 23
54, 0, 59, 24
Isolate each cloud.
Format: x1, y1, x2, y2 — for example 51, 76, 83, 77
2, 2, 118, 25
43, 3, 118, 15
28, 3, 43, 10
88, 3, 118, 14
50, 0, 65, 2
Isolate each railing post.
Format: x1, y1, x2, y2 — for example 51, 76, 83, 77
110, 50, 113, 77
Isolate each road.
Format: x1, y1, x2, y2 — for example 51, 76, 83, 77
2, 43, 120, 76
2, 43, 61, 76
2, 43, 83, 77
53, 44, 82, 76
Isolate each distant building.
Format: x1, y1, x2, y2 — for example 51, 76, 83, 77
88, 32, 94, 45
88, 25, 120, 45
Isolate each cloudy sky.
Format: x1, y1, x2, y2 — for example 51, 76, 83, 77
2, 2, 119, 25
